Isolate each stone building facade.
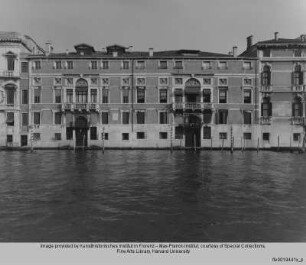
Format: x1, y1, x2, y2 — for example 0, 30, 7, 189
0, 31, 305, 149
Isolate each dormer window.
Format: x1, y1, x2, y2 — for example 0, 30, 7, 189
74, 43, 95, 55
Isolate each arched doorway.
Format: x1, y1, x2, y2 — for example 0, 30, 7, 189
75, 116, 89, 147
184, 114, 202, 148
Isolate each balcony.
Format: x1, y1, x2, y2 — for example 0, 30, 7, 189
61, 103, 99, 112
172, 102, 213, 112
261, 85, 273, 93
291, 116, 304, 125
292, 85, 305, 92
2, 71, 19, 78
260, 116, 272, 125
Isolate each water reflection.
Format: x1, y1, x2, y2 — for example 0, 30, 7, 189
0, 150, 305, 242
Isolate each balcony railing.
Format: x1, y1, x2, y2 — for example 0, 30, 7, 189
2, 71, 19, 78
172, 102, 213, 111
261, 85, 273, 92
260, 116, 272, 125
292, 85, 305, 92
291, 116, 304, 125
61, 103, 99, 112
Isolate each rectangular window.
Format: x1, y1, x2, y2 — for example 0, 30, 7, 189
91, 61, 98, 70
137, 88, 145, 103
137, 111, 145, 124
122, 61, 130, 69
122, 89, 129, 103
203, 78, 212, 85
262, 101, 272, 117
174, 61, 183, 69
244, 90, 252, 104
243, 111, 252, 125
103, 133, 109, 140
102, 89, 108, 103
203, 89, 211, 103
219, 61, 227, 69
22, 113, 28, 126
21, 62, 28, 73
294, 50, 302, 57
34, 89, 41, 103
122, 133, 129, 140
102, 61, 109, 69
136, 61, 145, 69
55, 89, 61, 103
263, 49, 271, 57
7, 56, 14, 71
293, 133, 300, 142
102, 112, 109, 124
243, 62, 252, 70
91, 89, 97, 103
34, 112, 40, 125
66, 89, 73, 103
244, 78, 252, 86
66, 128, 73, 140
263, 133, 270, 141
203, 109, 212, 124
159, 89, 167, 103
243, 132, 252, 140
54, 112, 62, 125
174, 89, 183, 103
6, 112, 14, 126
175, 126, 183, 139
202, 61, 212, 70
159, 132, 168, 139
7, 135, 13, 143
122, 112, 130, 124
22, 90, 28, 104
203, 126, 211, 139
159, 112, 168, 124
7, 90, 14, 105
54, 133, 61, 141
67, 61, 74, 69
76, 91, 87, 103
137, 132, 145, 139
33, 133, 41, 141
55, 61, 62, 69
90, 127, 97, 140
34, 61, 41, 70
216, 110, 228, 124
159, 61, 168, 69
219, 132, 227, 139
219, 89, 227, 103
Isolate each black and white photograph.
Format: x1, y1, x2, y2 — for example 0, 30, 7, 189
0, 0, 306, 264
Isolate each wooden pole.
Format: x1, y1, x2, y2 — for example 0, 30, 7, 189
241, 137, 243, 152
231, 136, 234, 153
278, 135, 280, 152
257, 137, 259, 153
102, 127, 105, 154
221, 138, 224, 151
170, 125, 173, 153
290, 136, 292, 153
194, 133, 196, 151
210, 137, 213, 151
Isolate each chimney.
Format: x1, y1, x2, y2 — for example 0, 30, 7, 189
232, 46, 238, 57
247, 35, 253, 49
128, 46, 133, 52
228, 51, 233, 56
45, 41, 53, 55
149, 48, 154, 57
112, 51, 118, 57
274, 32, 279, 40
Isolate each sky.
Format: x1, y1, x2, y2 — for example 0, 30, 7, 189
1, 0, 306, 54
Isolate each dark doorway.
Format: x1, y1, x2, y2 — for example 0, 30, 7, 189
185, 127, 201, 148
21, 135, 28, 146
75, 116, 89, 147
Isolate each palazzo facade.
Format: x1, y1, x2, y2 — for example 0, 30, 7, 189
0, 31, 305, 149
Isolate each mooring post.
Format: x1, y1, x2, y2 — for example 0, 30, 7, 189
83, 134, 85, 151
221, 138, 224, 151
30, 125, 34, 152
194, 134, 196, 151
170, 124, 173, 153
278, 135, 280, 152
102, 127, 105, 154
257, 137, 259, 153
211, 137, 213, 151
231, 137, 234, 154
290, 136, 292, 153
241, 137, 243, 152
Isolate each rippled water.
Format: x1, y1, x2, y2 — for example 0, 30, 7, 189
0, 150, 305, 242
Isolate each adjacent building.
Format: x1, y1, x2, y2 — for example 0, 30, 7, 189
0, 31, 305, 149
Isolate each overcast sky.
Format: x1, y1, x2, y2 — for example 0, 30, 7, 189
1, 0, 306, 54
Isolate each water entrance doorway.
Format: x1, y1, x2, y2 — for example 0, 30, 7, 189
75, 116, 88, 147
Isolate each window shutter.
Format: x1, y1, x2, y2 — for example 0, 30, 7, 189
299, 72, 304, 85
215, 111, 219, 124
261, 103, 263, 117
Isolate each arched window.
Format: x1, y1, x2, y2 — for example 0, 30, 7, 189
261, 97, 272, 117
292, 64, 303, 85
262, 65, 271, 86
75, 78, 88, 103
5, 84, 16, 105
292, 96, 303, 117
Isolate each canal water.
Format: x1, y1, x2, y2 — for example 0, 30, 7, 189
0, 150, 305, 242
